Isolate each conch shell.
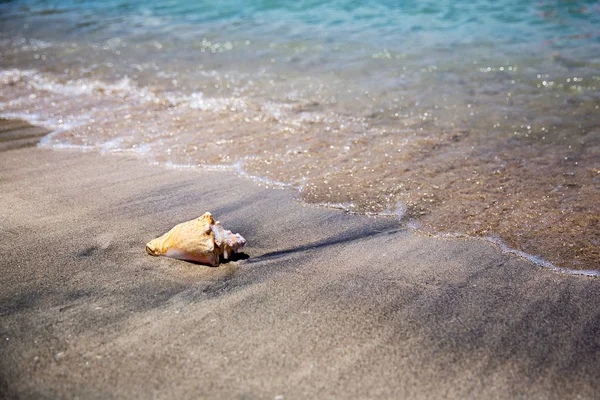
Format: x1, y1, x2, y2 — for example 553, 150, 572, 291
146, 212, 246, 266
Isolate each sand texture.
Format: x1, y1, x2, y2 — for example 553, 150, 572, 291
1, 142, 599, 399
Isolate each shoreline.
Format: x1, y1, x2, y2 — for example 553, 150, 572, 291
2, 57, 599, 271
1, 127, 600, 398
17, 115, 600, 278
3, 115, 597, 277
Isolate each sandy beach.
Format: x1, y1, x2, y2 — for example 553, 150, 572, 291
0, 119, 599, 399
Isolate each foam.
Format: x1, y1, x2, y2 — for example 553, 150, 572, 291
232, 162, 297, 189
414, 230, 599, 278
0, 111, 72, 132
165, 92, 248, 112
483, 236, 600, 278
308, 202, 357, 213
309, 202, 599, 277
0, 68, 159, 103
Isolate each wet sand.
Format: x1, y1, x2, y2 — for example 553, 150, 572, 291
1, 126, 600, 398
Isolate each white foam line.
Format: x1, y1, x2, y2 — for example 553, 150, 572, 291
37, 130, 96, 151
0, 112, 61, 131
163, 161, 235, 171
41, 141, 96, 151
163, 160, 296, 189
309, 201, 396, 217
309, 201, 405, 218
233, 163, 297, 189
483, 236, 600, 278
0, 112, 88, 151
310, 202, 356, 213
313, 201, 599, 277
415, 230, 599, 278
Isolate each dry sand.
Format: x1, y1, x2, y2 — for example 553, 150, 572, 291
1, 133, 599, 398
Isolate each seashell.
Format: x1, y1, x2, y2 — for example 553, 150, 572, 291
146, 212, 246, 267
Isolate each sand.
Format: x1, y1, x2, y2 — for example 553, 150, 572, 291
1, 131, 599, 398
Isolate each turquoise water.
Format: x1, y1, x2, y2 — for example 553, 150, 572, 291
1, 0, 599, 271
3, 0, 600, 47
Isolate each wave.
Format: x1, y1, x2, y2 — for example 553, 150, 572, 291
1, 66, 598, 275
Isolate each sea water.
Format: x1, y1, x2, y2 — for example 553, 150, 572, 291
1, 0, 599, 271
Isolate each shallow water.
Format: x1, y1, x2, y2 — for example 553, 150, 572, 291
1, 0, 599, 270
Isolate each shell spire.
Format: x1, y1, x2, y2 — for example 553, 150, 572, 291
146, 212, 246, 267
